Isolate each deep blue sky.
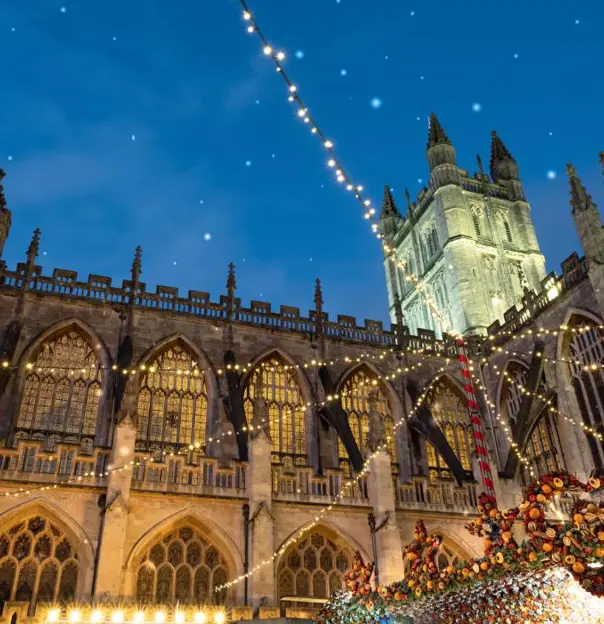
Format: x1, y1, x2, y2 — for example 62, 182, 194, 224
1, 1, 603, 324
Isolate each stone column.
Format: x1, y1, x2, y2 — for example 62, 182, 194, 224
94, 375, 138, 598
366, 390, 404, 586
247, 379, 275, 607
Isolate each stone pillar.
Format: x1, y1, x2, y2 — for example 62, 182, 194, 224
366, 390, 404, 586
247, 380, 275, 607
94, 375, 138, 598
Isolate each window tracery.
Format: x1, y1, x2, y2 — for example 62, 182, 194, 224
278, 531, 351, 601
135, 525, 228, 605
0, 515, 79, 607
136, 342, 208, 455
501, 362, 563, 483
243, 356, 306, 466
425, 380, 474, 483
16, 330, 102, 447
339, 371, 396, 471
567, 319, 604, 467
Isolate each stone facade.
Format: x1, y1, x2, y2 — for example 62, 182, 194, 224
0, 148, 601, 619
382, 116, 546, 336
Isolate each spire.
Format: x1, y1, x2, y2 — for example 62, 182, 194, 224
0, 169, 7, 213
223, 263, 236, 347
566, 163, 598, 213
131, 246, 142, 285
489, 130, 515, 179
426, 113, 451, 149
314, 277, 323, 310
314, 278, 325, 359
381, 185, 401, 220
226, 262, 236, 297
476, 154, 484, 174
26, 228, 40, 269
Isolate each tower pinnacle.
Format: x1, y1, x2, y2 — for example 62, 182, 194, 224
0, 169, 12, 257
566, 163, 598, 213
490, 131, 516, 180
426, 113, 451, 149
131, 246, 143, 285
381, 185, 401, 219
26, 228, 40, 267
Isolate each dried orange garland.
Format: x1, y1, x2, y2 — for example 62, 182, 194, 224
317, 472, 604, 624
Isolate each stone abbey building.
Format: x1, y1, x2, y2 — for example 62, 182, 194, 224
0, 118, 602, 621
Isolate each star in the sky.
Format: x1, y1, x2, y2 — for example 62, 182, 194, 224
131, 134, 136, 141
472, 103, 482, 112
7, 156, 13, 161
60, 6, 66, 13
370, 97, 382, 109
295, 50, 304, 59
199, 200, 204, 204
547, 170, 557, 180
245, 160, 252, 167
340, 69, 347, 76
204, 233, 212, 241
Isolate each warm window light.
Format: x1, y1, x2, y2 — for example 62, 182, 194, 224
91, 612, 103, 623
194, 613, 206, 624
214, 614, 225, 624
134, 613, 145, 624
547, 285, 559, 301
48, 610, 60, 623
111, 611, 124, 624
69, 611, 81, 623
155, 612, 166, 624
175, 613, 185, 624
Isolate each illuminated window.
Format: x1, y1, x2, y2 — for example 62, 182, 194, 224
339, 370, 396, 470
244, 356, 306, 465
567, 319, 604, 467
425, 380, 473, 481
16, 330, 102, 444
278, 531, 351, 601
136, 342, 207, 454
135, 525, 228, 604
501, 362, 563, 483
0, 515, 78, 608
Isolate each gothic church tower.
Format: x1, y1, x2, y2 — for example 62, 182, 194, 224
380, 115, 546, 336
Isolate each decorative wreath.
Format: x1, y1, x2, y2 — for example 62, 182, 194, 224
317, 472, 604, 624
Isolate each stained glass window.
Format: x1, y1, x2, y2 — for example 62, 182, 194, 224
16, 330, 102, 444
135, 525, 228, 604
501, 362, 563, 484
243, 356, 306, 465
0, 516, 79, 607
278, 531, 351, 600
567, 319, 604, 467
425, 380, 474, 482
339, 370, 396, 470
136, 342, 208, 454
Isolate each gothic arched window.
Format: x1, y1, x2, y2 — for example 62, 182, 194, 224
0, 515, 79, 608
16, 330, 102, 445
567, 319, 604, 467
339, 370, 396, 470
425, 380, 474, 482
278, 531, 351, 601
243, 356, 306, 466
135, 525, 229, 605
500, 362, 563, 484
136, 341, 208, 455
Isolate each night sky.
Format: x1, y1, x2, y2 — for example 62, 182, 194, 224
1, 1, 603, 325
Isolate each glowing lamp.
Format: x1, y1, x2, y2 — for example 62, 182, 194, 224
48, 610, 60, 623
91, 612, 103, 623
154, 612, 165, 624
214, 613, 225, 624
194, 613, 206, 624
175, 613, 185, 624
111, 611, 124, 624
134, 613, 145, 624
69, 611, 81, 623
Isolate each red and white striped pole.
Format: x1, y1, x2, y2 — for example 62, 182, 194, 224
455, 338, 496, 499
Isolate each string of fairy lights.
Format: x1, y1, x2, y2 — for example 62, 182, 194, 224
214, 367, 448, 592
0, 0, 601, 600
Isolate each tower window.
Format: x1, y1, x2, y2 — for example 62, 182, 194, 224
503, 219, 512, 242
472, 212, 481, 237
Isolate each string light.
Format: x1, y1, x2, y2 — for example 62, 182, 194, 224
214, 365, 450, 591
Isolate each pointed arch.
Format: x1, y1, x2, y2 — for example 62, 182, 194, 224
0, 498, 95, 603
335, 363, 401, 470
13, 319, 110, 446
275, 521, 368, 603
124, 509, 242, 602
556, 309, 604, 467
421, 374, 474, 482
241, 349, 314, 467
133, 335, 218, 455
499, 359, 564, 483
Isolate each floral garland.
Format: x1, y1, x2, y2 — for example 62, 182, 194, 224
317, 472, 604, 624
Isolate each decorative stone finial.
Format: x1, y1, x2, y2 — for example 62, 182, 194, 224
0, 169, 7, 212
226, 262, 236, 296
476, 153, 484, 174
131, 246, 142, 284
489, 130, 515, 179
566, 163, 597, 212
26, 228, 40, 266
427, 113, 451, 149
314, 278, 323, 310
381, 185, 401, 220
